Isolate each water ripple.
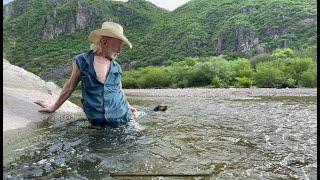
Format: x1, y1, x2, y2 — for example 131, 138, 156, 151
3, 89, 317, 179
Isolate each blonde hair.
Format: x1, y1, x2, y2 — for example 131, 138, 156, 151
90, 36, 112, 53
90, 42, 102, 53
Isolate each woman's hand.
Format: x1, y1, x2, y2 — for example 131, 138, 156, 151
34, 100, 56, 113
130, 106, 138, 118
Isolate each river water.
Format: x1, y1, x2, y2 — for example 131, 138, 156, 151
3, 88, 317, 179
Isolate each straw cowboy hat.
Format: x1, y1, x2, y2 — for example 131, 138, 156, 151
88, 21, 132, 48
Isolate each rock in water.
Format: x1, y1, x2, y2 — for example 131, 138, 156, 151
3, 59, 85, 132
154, 105, 168, 111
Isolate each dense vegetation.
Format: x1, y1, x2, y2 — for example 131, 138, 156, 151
3, 0, 317, 85
3, 0, 170, 75
122, 47, 317, 88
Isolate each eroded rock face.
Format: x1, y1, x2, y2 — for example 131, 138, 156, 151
234, 27, 259, 53
213, 27, 259, 55
42, 1, 95, 39
3, 59, 85, 132
3, 0, 30, 21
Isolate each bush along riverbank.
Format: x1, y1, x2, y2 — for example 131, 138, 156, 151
122, 47, 317, 89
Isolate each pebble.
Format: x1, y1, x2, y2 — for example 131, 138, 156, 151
37, 159, 47, 165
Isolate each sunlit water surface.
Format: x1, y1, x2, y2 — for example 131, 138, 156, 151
3, 88, 317, 179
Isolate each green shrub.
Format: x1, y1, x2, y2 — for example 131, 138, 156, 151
231, 58, 253, 78
120, 49, 317, 89
168, 65, 193, 87
171, 79, 189, 88
254, 61, 284, 88
300, 70, 317, 87
298, 45, 317, 61
211, 76, 224, 88
282, 57, 316, 85
139, 67, 172, 88
234, 77, 253, 88
172, 57, 198, 67
122, 71, 140, 88
189, 57, 234, 87
249, 53, 272, 68
280, 78, 296, 88
189, 62, 215, 86
271, 48, 295, 60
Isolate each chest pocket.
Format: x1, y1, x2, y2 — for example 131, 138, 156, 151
81, 72, 96, 89
110, 67, 122, 85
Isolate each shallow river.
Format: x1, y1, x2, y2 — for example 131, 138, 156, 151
3, 88, 317, 179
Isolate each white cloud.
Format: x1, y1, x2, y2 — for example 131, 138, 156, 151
3, 0, 13, 5
146, 0, 191, 11
3, 0, 191, 11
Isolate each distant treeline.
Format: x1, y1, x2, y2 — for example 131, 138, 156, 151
122, 47, 317, 88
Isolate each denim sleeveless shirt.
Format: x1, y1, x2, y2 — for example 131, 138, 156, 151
74, 50, 132, 126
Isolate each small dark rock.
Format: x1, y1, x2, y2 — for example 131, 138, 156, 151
154, 105, 167, 111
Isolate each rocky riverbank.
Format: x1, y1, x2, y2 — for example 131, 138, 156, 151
124, 88, 317, 99
3, 59, 85, 133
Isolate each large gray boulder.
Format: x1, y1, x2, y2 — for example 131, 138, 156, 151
3, 59, 85, 132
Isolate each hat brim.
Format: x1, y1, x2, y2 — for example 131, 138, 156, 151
88, 29, 132, 48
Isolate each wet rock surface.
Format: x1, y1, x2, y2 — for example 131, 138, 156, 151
3, 59, 85, 133
153, 105, 168, 111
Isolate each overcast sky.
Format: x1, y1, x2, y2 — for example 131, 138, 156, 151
3, 0, 192, 11
142, 0, 191, 11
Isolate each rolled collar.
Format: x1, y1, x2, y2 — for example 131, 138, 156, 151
84, 50, 116, 66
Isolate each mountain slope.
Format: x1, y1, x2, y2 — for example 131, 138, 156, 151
161, 0, 317, 57
4, 0, 169, 79
3, 0, 317, 81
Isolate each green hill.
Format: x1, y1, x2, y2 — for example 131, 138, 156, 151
3, 0, 317, 81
